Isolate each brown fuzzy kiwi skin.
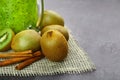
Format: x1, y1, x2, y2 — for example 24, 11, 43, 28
11, 30, 41, 52
40, 30, 68, 62
41, 25, 69, 41
37, 10, 64, 30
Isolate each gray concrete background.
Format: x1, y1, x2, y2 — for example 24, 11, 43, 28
1, 0, 120, 80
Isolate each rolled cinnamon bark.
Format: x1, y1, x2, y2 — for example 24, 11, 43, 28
0, 51, 42, 66
0, 57, 31, 66
0, 50, 32, 58
15, 57, 41, 70
0, 54, 33, 58
15, 51, 44, 70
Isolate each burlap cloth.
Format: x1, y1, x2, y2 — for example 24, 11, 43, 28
0, 34, 96, 76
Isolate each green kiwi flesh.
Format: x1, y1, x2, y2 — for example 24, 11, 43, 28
0, 28, 15, 51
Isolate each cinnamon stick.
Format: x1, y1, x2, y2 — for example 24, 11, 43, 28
0, 54, 33, 58
0, 57, 31, 66
15, 57, 41, 70
0, 51, 41, 67
15, 51, 44, 70
0, 50, 32, 58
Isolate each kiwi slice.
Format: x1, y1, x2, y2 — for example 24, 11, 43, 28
0, 28, 15, 51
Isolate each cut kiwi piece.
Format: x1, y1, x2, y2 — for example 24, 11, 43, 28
0, 28, 15, 51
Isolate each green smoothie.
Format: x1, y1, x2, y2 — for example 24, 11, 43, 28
0, 0, 38, 33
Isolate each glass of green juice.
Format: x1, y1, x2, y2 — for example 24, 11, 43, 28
0, 0, 38, 33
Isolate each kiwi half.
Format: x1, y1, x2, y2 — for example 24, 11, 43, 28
0, 28, 15, 51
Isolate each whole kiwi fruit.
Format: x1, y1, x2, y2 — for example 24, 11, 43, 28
37, 10, 64, 30
40, 30, 68, 62
11, 30, 41, 52
0, 28, 15, 51
41, 25, 69, 41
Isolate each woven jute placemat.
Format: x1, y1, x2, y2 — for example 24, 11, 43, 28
0, 34, 96, 76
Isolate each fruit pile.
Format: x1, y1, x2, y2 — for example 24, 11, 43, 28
0, 10, 69, 70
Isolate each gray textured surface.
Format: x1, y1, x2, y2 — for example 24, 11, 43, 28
1, 0, 120, 80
